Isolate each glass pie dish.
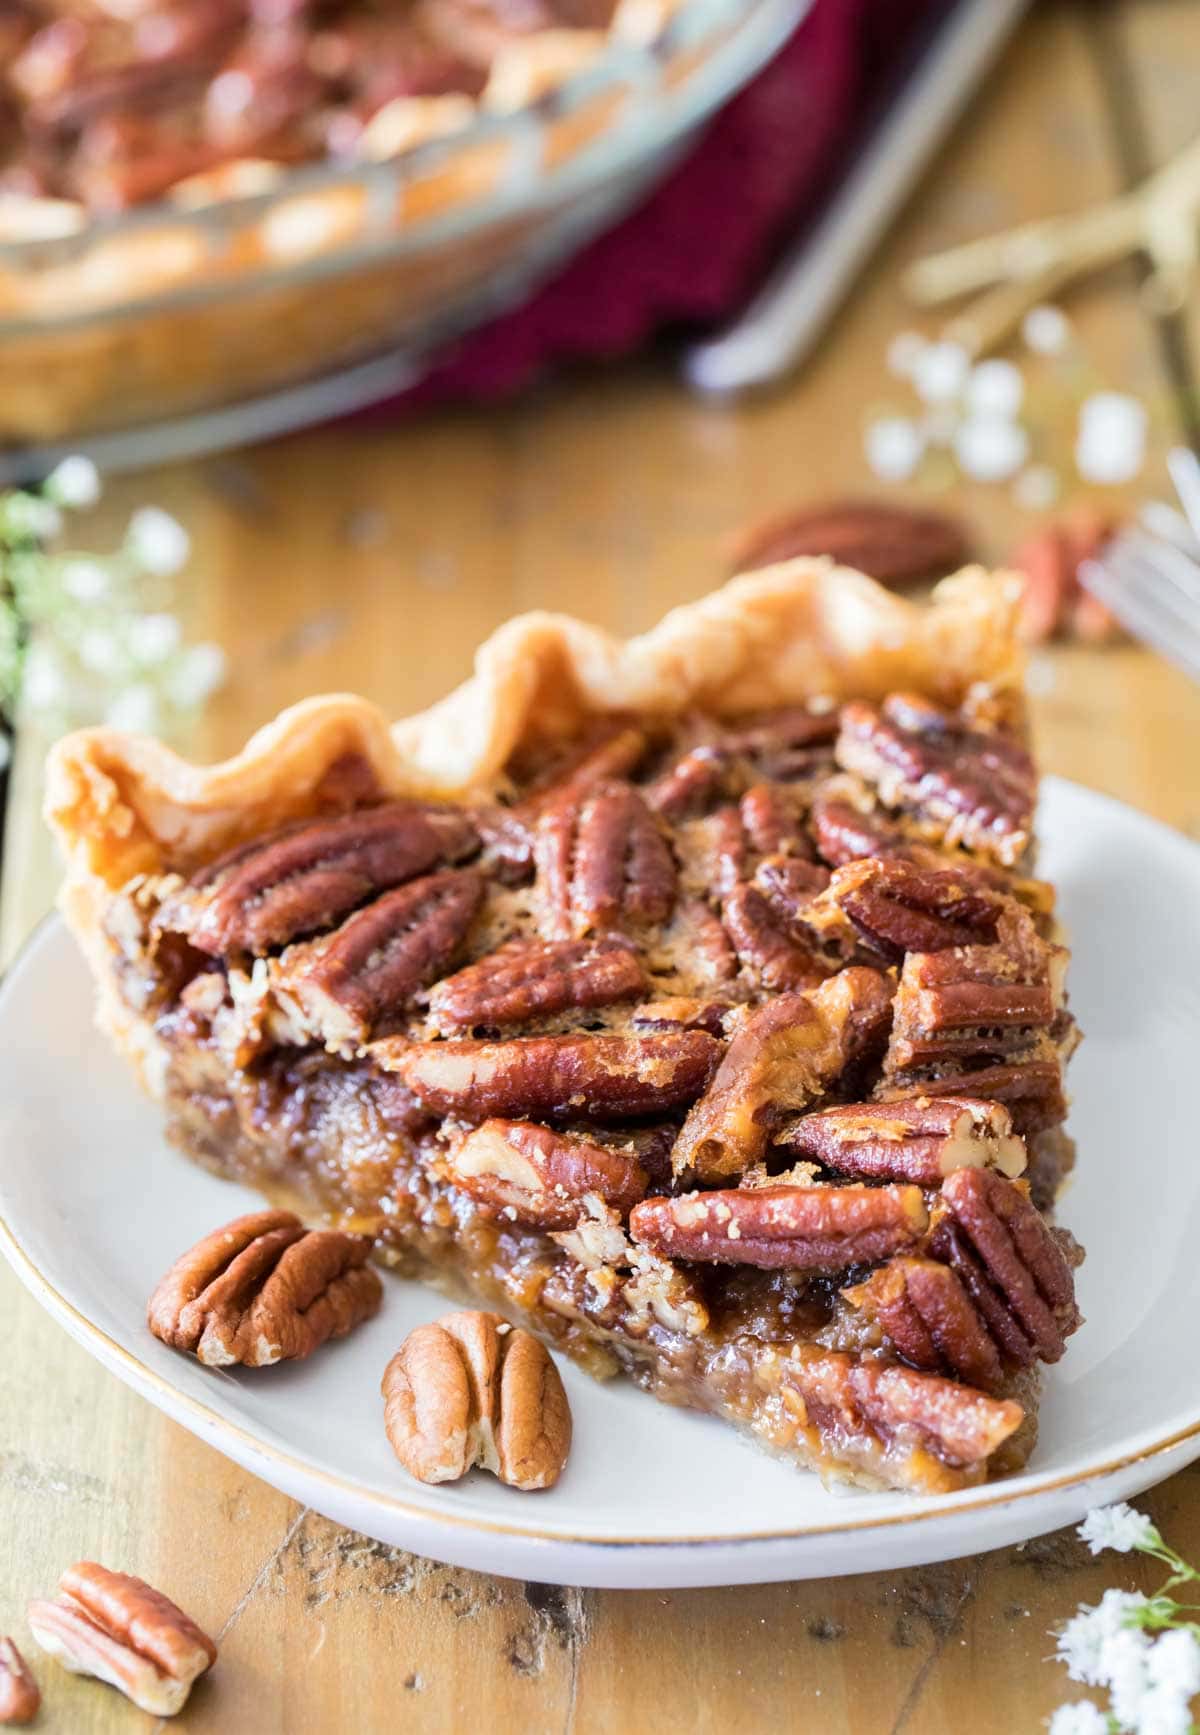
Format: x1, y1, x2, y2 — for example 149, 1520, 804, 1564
0, 0, 805, 472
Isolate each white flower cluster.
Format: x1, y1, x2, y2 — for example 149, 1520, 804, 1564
865, 307, 1150, 499
1050, 1507, 1200, 1735
0, 460, 227, 744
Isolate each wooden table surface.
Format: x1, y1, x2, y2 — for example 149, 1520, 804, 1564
4, 4, 1200, 1730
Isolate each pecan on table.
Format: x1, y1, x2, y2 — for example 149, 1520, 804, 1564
533, 780, 676, 941
670, 966, 894, 1180
928, 1168, 1082, 1365
443, 1118, 648, 1228
158, 801, 480, 957
779, 1095, 1026, 1185
27, 1563, 216, 1718
835, 693, 1036, 867
730, 499, 971, 587
428, 935, 646, 1034
0, 1638, 38, 1727
787, 1350, 1024, 1472
147, 1209, 382, 1367
271, 867, 483, 1049
375, 1029, 722, 1123
804, 858, 1002, 963
843, 1256, 1005, 1390
629, 1181, 927, 1272
382, 1310, 571, 1490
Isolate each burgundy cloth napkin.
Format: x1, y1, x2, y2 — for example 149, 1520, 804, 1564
364, 0, 937, 411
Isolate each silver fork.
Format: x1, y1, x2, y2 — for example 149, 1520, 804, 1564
1077, 448, 1200, 683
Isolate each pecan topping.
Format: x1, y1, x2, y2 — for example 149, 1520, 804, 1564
671, 967, 894, 1180
632, 996, 730, 1035
879, 898, 1070, 1132
836, 694, 1036, 867
738, 782, 812, 858
929, 1169, 1082, 1365
428, 936, 645, 1033
785, 1350, 1023, 1470
721, 882, 830, 992
877, 1057, 1068, 1135
753, 853, 831, 918
444, 1118, 648, 1227
0, 1639, 38, 1726
805, 859, 1001, 961
534, 781, 676, 941
147, 1209, 382, 1367
470, 805, 534, 883
160, 802, 479, 957
516, 723, 647, 819
844, 1257, 1004, 1390
27, 1563, 216, 1717
376, 1029, 722, 1123
630, 1181, 927, 1271
722, 707, 838, 780
731, 499, 970, 587
782, 1094, 1025, 1184
272, 868, 483, 1049
644, 744, 727, 819
811, 787, 908, 867
670, 897, 738, 984
382, 1310, 571, 1490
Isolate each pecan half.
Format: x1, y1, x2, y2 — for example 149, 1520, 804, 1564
929, 1169, 1082, 1365
844, 1257, 1004, 1390
811, 787, 908, 867
514, 723, 647, 819
534, 781, 676, 941
780, 1095, 1026, 1184
785, 1349, 1023, 1471
376, 1029, 722, 1123
671, 967, 894, 1180
753, 853, 831, 919
470, 805, 534, 883
877, 1055, 1068, 1137
836, 694, 1036, 867
805, 859, 1001, 961
644, 744, 727, 819
271, 867, 483, 1049
444, 1118, 648, 1227
670, 897, 738, 984
27, 1563, 216, 1718
159, 802, 479, 957
0, 1639, 38, 1726
721, 707, 838, 781
428, 935, 645, 1033
738, 782, 812, 858
731, 499, 970, 587
880, 899, 1068, 1129
382, 1310, 571, 1490
630, 1181, 927, 1271
721, 882, 830, 992
147, 1210, 382, 1367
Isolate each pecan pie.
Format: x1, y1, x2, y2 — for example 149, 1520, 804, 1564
46, 558, 1085, 1495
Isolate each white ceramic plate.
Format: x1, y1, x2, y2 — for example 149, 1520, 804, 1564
2, 777, 1198, 1589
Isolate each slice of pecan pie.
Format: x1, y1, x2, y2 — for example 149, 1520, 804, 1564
46, 559, 1084, 1496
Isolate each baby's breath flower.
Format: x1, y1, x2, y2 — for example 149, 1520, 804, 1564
22, 641, 67, 710
4, 494, 62, 542
1081, 1506, 1162, 1558
1147, 1630, 1200, 1701
165, 641, 227, 708
78, 628, 129, 680
1058, 1591, 1152, 1686
127, 612, 182, 665
127, 506, 190, 577
105, 684, 161, 735
1047, 1703, 1112, 1735
45, 455, 101, 510
61, 558, 111, 603
1135, 1683, 1196, 1735
1105, 1628, 1154, 1729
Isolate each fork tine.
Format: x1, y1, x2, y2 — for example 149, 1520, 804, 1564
1079, 542, 1200, 683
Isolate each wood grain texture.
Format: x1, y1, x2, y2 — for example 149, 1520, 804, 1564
2, 4, 1200, 1730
